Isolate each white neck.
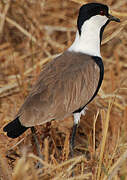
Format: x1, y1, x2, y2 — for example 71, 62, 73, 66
68, 15, 108, 57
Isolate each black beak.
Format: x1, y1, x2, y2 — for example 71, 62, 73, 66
107, 14, 120, 22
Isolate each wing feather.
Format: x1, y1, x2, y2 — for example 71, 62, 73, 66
17, 51, 100, 127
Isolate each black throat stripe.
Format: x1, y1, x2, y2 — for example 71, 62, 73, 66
74, 56, 104, 113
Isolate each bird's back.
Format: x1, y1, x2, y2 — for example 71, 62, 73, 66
17, 51, 100, 127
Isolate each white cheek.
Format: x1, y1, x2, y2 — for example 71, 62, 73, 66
81, 15, 108, 32
68, 14, 109, 57
94, 15, 109, 27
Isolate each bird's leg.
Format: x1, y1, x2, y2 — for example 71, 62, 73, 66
70, 113, 81, 177
70, 112, 81, 157
31, 127, 43, 168
70, 123, 78, 157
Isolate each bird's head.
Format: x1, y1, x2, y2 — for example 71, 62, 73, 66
77, 3, 120, 40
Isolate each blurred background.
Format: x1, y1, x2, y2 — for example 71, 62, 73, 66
0, 0, 127, 179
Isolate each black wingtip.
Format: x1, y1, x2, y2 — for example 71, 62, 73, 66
3, 117, 29, 138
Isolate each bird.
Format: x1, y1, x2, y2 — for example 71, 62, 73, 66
3, 3, 120, 157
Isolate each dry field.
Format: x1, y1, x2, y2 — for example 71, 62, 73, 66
0, 0, 127, 179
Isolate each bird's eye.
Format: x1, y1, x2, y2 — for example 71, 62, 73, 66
100, 10, 105, 16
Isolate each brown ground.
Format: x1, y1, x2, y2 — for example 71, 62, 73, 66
0, 0, 127, 179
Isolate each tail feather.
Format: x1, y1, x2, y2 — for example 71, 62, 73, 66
3, 117, 29, 138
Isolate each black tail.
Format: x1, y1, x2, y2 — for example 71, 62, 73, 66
3, 117, 29, 138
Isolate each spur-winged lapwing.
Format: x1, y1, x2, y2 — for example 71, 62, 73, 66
3, 3, 120, 156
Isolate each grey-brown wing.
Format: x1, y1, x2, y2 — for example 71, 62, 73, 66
17, 51, 100, 127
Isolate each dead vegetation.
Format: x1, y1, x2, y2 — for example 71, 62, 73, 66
0, 0, 127, 179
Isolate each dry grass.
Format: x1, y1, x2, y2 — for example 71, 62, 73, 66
0, 0, 127, 179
